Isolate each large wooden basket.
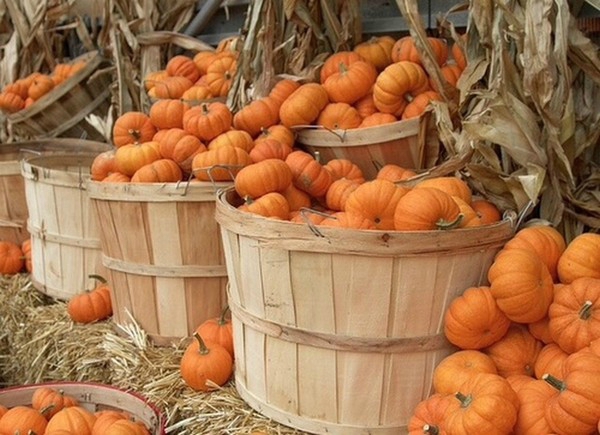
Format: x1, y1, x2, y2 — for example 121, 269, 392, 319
215, 187, 516, 434
0, 381, 166, 434
295, 115, 439, 180
0, 139, 110, 244
87, 180, 231, 346
7, 51, 112, 141
21, 153, 105, 300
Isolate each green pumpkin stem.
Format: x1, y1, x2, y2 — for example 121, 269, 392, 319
193, 332, 210, 356
454, 391, 473, 408
39, 404, 56, 417
579, 300, 593, 320
542, 373, 567, 392
218, 305, 230, 325
437, 213, 464, 230
88, 274, 107, 284
423, 424, 440, 435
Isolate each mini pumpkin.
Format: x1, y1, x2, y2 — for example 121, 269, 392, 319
44, 406, 96, 435
239, 192, 290, 220
112, 112, 157, 147
0, 406, 47, 435
407, 393, 450, 435
232, 96, 281, 137
373, 61, 430, 116
234, 158, 293, 199
180, 332, 234, 391
353, 35, 396, 71
131, 159, 183, 183
279, 83, 330, 128
114, 141, 162, 176
195, 305, 234, 358
0, 240, 24, 275
345, 179, 409, 230
67, 275, 113, 324
432, 350, 498, 396
393, 187, 462, 231
183, 102, 233, 142
191, 145, 251, 181
484, 323, 542, 378
285, 150, 333, 198
316, 102, 362, 130
322, 60, 377, 104
557, 232, 600, 284
148, 98, 190, 130
32, 387, 79, 420
90, 150, 117, 181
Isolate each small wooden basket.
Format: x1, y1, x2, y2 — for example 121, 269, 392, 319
0, 138, 110, 244
7, 51, 112, 141
0, 381, 166, 434
295, 114, 439, 180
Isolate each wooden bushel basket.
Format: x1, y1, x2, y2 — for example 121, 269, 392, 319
295, 114, 439, 180
86, 180, 231, 346
7, 51, 112, 141
0, 138, 110, 245
21, 153, 105, 300
0, 381, 166, 434
215, 187, 516, 435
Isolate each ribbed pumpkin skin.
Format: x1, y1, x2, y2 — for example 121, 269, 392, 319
319, 51, 364, 84
443, 286, 511, 350
240, 192, 290, 220
285, 150, 332, 198
393, 187, 461, 231
514, 379, 555, 435
191, 145, 251, 181
548, 277, 600, 354
316, 102, 362, 130
149, 98, 190, 130
372, 61, 430, 115
391, 36, 449, 66
484, 324, 542, 378
234, 158, 293, 199
487, 247, 554, 323
183, 102, 233, 142
114, 141, 162, 176
415, 176, 472, 204
67, 285, 113, 324
0, 241, 24, 275
0, 406, 48, 435
279, 83, 329, 128
353, 35, 395, 71
44, 406, 96, 435
557, 232, 600, 284
345, 179, 409, 230
112, 112, 157, 147
180, 334, 233, 392
32, 387, 79, 419
232, 96, 280, 137
432, 350, 498, 396
407, 393, 450, 434
131, 159, 183, 183
322, 60, 377, 104
534, 343, 568, 380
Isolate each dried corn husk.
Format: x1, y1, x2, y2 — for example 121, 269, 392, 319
397, 0, 600, 241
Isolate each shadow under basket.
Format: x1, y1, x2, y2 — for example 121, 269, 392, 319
7, 50, 112, 141
0, 138, 110, 245
0, 381, 166, 434
294, 114, 440, 180
215, 187, 516, 435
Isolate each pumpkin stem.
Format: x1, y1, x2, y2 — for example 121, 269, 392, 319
39, 404, 56, 417
423, 424, 440, 435
88, 274, 107, 284
218, 305, 230, 325
454, 391, 473, 408
579, 300, 594, 320
338, 62, 349, 75
437, 213, 464, 230
201, 102, 210, 115
193, 332, 210, 356
542, 373, 567, 392
127, 128, 142, 141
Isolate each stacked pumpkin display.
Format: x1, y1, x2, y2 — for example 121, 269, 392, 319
407, 227, 600, 435
0, 386, 151, 434
0, 61, 87, 114
143, 37, 239, 103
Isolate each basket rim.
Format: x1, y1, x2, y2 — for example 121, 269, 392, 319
0, 380, 167, 434
215, 186, 517, 256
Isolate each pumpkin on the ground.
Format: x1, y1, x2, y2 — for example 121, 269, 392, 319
67, 275, 113, 324
180, 332, 233, 391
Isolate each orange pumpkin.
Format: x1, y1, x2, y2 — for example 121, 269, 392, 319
318, 211, 376, 230
548, 277, 600, 354
240, 192, 290, 220
195, 306, 234, 358
401, 90, 443, 120
513, 379, 556, 435
191, 145, 251, 181
319, 51, 365, 84
534, 343, 568, 380
232, 96, 281, 137
316, 102, 362, 130
149, 76, 193, 99
131, 159, 183, 183
281, 184, 312, 212
443, 373, 519, 435
204, 54, 237, 97
180, 332, 233, 391
0, 406, 47, 435
21, 238, 32, 273
415, 176, 472, 204
32, 387, 79, 419
358, 112, 397, 128
430, 64, 463, 91
192, 51, 217, 75
148, 98, 190, 130
432, 350, 498, 396
557, 232, 600, 284
322, 60, 377, 104
391, 36, 449, 66
166, 55, 201, 83
470, 198, 502, 224
373, 61, 430, 115
112, 112, 157, 147
353, 35, 396, 71
285, 150, 333, 198
484, 323, 542, 378
67, 275, 113, 324
353, 92, 377, 118
0, 240, 24, 275
0, 91, 25, 113
325, 178, 361, 212
143, 70, 169, 91
443, 286, 511, 350
28, 74, 55, 100
254, 124, 295, 149
248, 138, 292, 163
234, 158, 293, 199
393, 187, 462, 231
268, 78, 301, 105
209, 129, 255, 153
115, 141, 162, 176
279, 83, 330, 128
407, 393, 450, 435
181, 85, 214, 102
90, 150, 117, 181
44, 406, 96, 435
376, 164, 416, 182
487, 247, 554, 323
323, 159, 365, 184
344, 179, 409, 230
158, 128, 206, 175
183, 102, 233, 142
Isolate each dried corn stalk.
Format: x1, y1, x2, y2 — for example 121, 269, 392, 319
228, 0, 362, 112
398, 0, 600, 241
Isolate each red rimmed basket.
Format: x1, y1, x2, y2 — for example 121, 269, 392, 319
0, 381, 166, 434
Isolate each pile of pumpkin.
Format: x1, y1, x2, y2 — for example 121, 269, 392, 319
0, 386, 152, 434
93, 34, 465, 185
407, 227, 600, 434
143, 37, 238, 102
0, 61, 87, 114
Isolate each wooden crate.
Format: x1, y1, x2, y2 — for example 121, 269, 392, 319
21, 153, 105, 300
87, 180, 231, 346
215, 187, 516, 434
0, 381, 166, 434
